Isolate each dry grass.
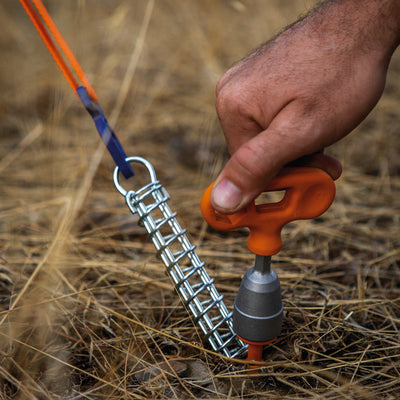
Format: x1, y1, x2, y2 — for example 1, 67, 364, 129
0, 1, 399, 399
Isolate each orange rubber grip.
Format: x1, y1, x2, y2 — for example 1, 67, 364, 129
200, 167, 335, 256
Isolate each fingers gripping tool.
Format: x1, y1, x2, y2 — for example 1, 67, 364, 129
201, 167, 336, 363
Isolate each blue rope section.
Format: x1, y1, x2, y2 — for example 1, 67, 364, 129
77, 86, 134, 179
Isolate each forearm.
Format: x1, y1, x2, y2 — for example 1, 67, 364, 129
308, 0, 400, 60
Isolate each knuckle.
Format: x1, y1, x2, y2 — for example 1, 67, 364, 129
216, 85, 253, 120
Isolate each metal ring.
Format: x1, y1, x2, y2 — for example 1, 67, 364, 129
113, 156, 157, 196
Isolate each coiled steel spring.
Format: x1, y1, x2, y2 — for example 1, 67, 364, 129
113, 156, 246, 359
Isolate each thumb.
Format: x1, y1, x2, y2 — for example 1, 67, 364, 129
210, 130, 284, 213
210, 104, 334, 213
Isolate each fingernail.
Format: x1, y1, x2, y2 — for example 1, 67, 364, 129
212, 180, 243, 211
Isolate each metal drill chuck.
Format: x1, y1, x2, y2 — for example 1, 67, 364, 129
233, 255, 283, 343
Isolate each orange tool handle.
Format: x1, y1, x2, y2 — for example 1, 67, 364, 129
200, 167, 336, 256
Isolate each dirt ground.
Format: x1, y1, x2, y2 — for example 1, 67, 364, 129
0, 1, 399, 399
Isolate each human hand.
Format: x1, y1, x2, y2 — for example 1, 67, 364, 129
211, 0, 400, 213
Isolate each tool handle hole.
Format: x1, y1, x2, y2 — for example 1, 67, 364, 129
255, 190, 286, 206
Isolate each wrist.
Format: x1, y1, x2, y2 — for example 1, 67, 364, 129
314, 0, 400, 61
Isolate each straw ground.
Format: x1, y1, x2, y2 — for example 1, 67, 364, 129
0, 1, 399, 399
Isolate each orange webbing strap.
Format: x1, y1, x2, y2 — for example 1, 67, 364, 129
19, 0, 134, 178
19, 0, 98, 102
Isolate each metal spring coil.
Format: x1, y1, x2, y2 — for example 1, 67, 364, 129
114, 157, 246, 359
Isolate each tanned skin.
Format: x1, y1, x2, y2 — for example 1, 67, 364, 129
211, 0, 400, 213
